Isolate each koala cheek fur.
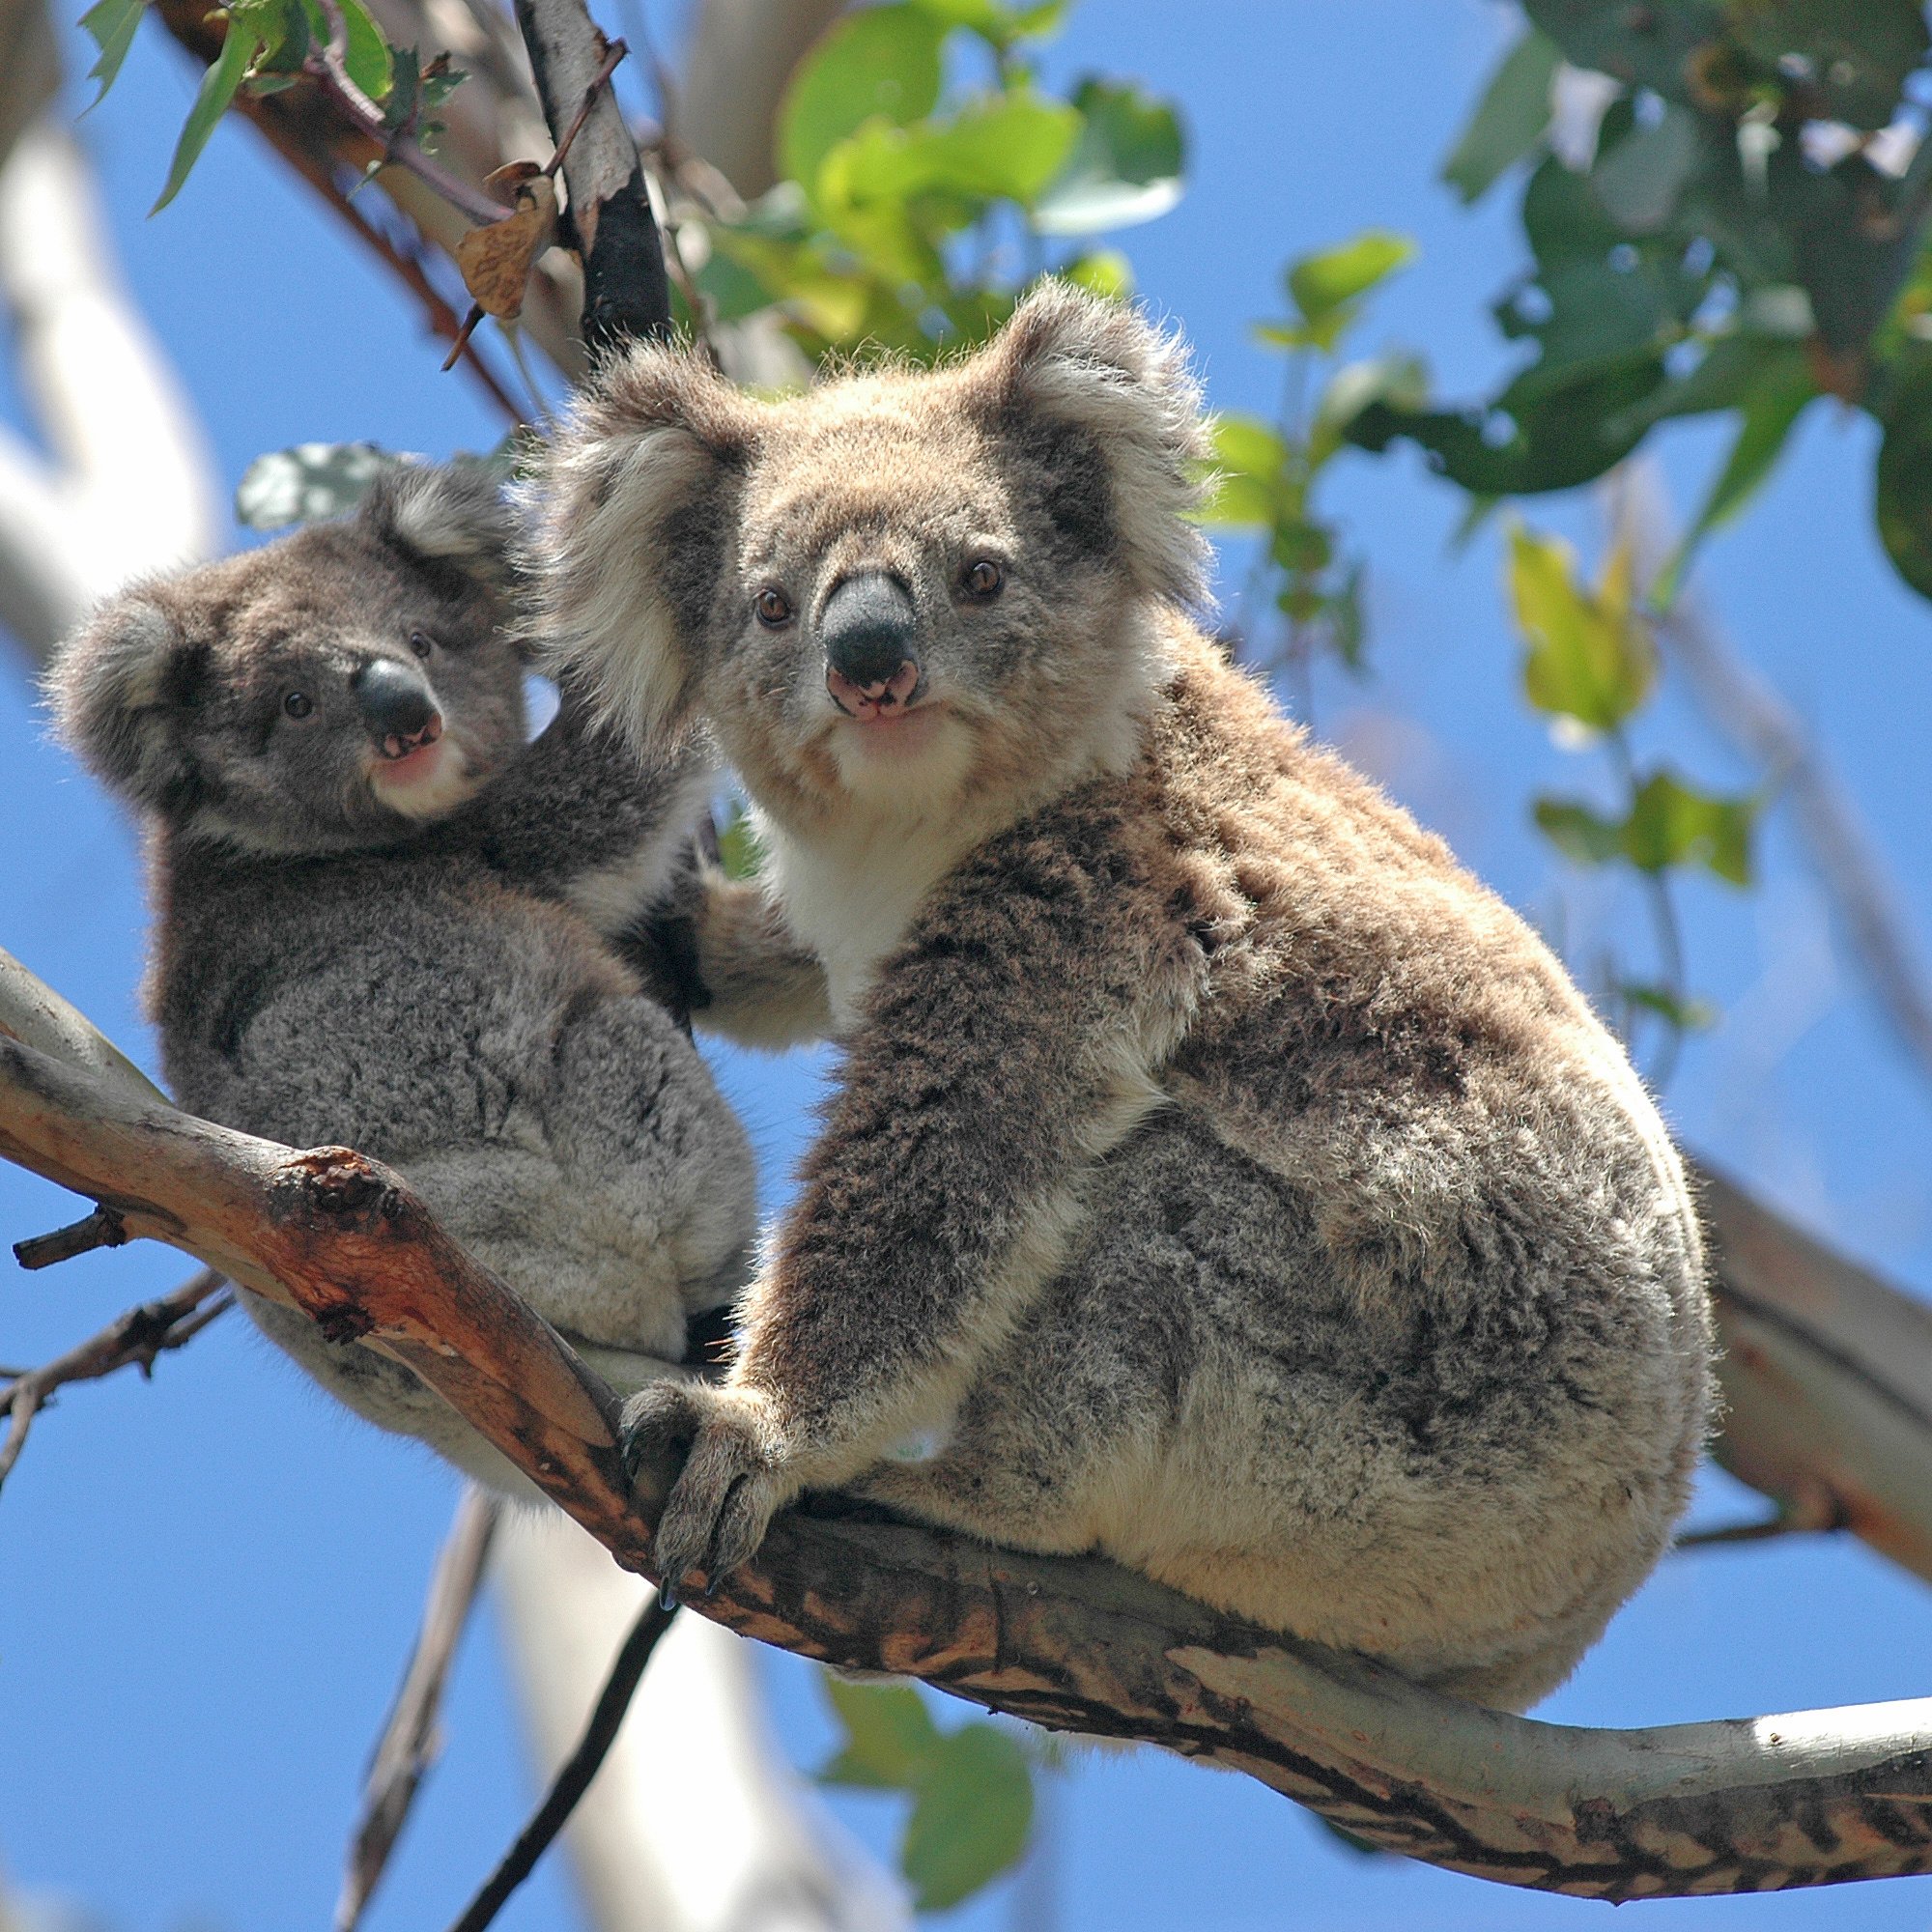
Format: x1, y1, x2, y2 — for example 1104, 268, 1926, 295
44, 462, 791, 1495
536, 282, 1716, 1710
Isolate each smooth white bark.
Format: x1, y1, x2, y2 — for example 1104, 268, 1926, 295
0, 117, 218, 663
494, 1507, 911, 1932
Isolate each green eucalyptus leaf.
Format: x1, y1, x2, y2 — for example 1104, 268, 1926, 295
900, 1724, 1034, 1913
1287, 230, 1417, 339
1314, 353, 1430, 447
1440, 26, 1560, 205
1590, 101, 1701, 235
152, 18, 261, 213
779, 4, 948, 207
1727, 0, 1928, 131
80, 0, 146, 108
1654, 353, 1814, 604
1600, 334, 1803, 444
1058, 248, 1134, 298
1620, 980, 1718, 1032
816, 1677, 942, 1789
1621, 771, 1757, 885
1034, 76, 1184, 236
1507, 525, 1655, 729
1534, 795, 1625, 867
1347, 353, 1665, 496
1520, 0, 1719, 106
714, 803, 765, 881
337, 0, 393, 99
1328, 559, 1368, 670
235, 440, 397, 527
1211, 414, 1292, 479
1877, 357, 1932, 602
907, 0, 1066, 42
1194, 414, 1289, 528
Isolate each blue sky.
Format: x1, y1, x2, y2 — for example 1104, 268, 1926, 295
5, 2, 1932, 1928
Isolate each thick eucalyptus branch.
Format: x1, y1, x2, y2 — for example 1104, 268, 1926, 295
6, 991, 1932, 1899
512, 0, 670, 350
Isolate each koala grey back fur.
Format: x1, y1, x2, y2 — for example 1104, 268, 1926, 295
533, 285, 1716, 1709
48, 465, 758, 1492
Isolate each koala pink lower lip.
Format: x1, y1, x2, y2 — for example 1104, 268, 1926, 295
374, 740, 445, 783
840, 701, 943, 741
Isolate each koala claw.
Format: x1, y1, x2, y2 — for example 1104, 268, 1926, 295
626, 1380, 789, 1600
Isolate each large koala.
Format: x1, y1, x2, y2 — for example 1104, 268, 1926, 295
48, 464, 820, 1493
532, 286, 1715, 1709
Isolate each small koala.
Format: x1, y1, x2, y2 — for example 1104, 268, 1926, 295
532, 286, 1714, 1709
48, 463, 807, 1493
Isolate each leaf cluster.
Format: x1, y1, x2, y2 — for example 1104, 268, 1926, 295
84, 0, 462, 213
1506, 523, 1757, 1054
1350, 1, 1932, 603
686, 0, 1186, 358
1199, 232, 1422, 681
816, 1674, 1036, 1913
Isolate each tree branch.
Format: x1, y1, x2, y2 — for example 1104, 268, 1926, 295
7, 1001, 1932, 1898
0, 112, 218, 664
0, 1267, 231, 1492
513, 0, 670, 352
337, 1486, 503, 1932
677, 0, 846, 198
448, 1597, 676, 1932
149, 0, 585, 386
1608, 462, 1932, 1102
492, 1508, 909, 1932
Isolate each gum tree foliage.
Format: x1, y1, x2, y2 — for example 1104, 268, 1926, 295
76, 0, 1932, 1913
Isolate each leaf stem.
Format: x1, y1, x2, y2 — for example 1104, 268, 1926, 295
304, 0, 511, 228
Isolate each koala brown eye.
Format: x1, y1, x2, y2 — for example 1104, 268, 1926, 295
409, 631, 434, 660
753, 587, 793, 628
963, 558, 1004, 600
283, 692, 314, 720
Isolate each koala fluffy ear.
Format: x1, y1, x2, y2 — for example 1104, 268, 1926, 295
44, 591, 208, 812
526, 343, 755, 749
361, 459, 518, 588
967, 281, 1211, 611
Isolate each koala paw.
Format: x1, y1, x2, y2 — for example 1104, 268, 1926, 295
622, 1379, 791, 1602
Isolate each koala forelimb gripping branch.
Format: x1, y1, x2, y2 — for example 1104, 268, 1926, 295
534, 283, 1713, 1714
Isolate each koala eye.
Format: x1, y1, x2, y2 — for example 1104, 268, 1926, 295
962, 558, 1004, 600
753, 587, 793, 628
283, 692, 315, 721
409, 630, 435, 660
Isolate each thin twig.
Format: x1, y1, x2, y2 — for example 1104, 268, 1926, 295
541, 41, 628, 185
0, 1268, 231, 1491
14, 1205, 127, 1270
305, 0, 513, 228
446, 1598, 677, 1932
1676, 1479, 1850, 1550
337, 1486, 505, 1932
1609, 462, 1932, 1101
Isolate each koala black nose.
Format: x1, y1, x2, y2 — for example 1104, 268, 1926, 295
353, 658, 442, 758
821, 573, 921, 708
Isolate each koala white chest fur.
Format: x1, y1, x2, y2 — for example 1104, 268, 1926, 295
534, 282, 1715, 1711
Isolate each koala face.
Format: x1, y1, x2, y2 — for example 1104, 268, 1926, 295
50, 465, 527, 853
533, 284, 1212, 827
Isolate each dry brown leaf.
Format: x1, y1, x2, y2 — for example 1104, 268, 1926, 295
455, 163, 560, 322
